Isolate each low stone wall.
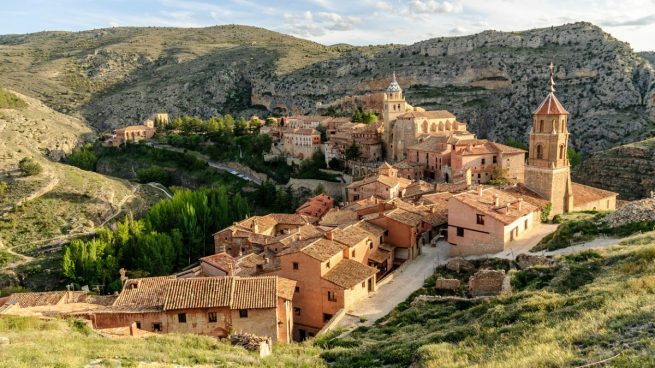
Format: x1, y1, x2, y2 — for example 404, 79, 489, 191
377, 258, 412, 288
316, 308, 346, 336
435, 278, 461, 290
468, 269, 508, 297
286, 178, 345, 201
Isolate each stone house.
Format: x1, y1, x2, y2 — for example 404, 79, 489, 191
86, 276, 296, 343
274, 236, 378, 340
326, 122, 383, 162
447, 186, 540, 256
213, 213, 318, 256
295, 193, 334, 219
282, 128, 322, 160
346, 163, 412, 202
105, 119, 156, 147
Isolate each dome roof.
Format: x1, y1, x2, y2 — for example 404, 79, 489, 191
386, 72, 402, 93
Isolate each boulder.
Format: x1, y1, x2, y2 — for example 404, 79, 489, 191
516, 254, 555, 269
0, 336, 9, 345
468, 269, 507, 297
435, 278, 461, 290
446, 258, 475, 273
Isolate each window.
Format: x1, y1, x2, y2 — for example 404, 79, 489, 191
351, 249, 356, 257
326, 261, 331, 268
536, 145, 543, 159
368, 241, 373, 249
178, 313, 187, 323
323, 313, 333, 322
456, 227, 464, 237
525, 219, 529, 230
152, 323, 162, 332
493, 156, 497, 164
559, 144, 564, 160
135, 321, 141, 329
293, 262, 299, 270
481, 158, 486, 165
239, 309, 248, 318
295, 286, 300, 293
327, 291, 337, 302
208, 312, 218, 323
294, 307, 302, 316
476, 214, 485, 225
539, 120, 544, 132
362, 282, 366, 288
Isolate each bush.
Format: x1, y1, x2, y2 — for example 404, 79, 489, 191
68, 144, 98, 171
0, 88, 27, 109
18, 157, 42, 176
136, 166, 172, 186
0, 181, 8, 195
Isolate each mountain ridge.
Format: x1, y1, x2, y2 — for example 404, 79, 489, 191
0, 22, 653, 153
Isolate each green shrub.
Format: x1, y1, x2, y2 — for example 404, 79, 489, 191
0, 181, 8, 195
68, 144, 98, 171
0, 88, 27, 109
18, 157, 43, 176
137, 166, 172, 185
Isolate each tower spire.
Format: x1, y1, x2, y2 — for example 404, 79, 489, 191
548, 62, 556, 93
392, 71, 397, 82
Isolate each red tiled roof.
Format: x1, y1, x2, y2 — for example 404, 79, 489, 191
398, 110, 456, 120
572, 182, 617, 207
533, 93, 568, 115
451, 187, 539, 225
7, 291, 68, 308
200, 252, 235, 272
323, 259, 378, 288
113, 276, 175, 310
163, 277, 233, 310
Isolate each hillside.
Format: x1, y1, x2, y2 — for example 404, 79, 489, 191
320, 241, 655, 367
0, 89, 164, 291
573, 137, 655, 199
3, 236, 655, 367
1, 23, 653, 152
0, 315, 323, 367
640, 51, 655, 66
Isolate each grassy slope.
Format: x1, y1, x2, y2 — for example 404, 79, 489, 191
320, 244, 655, 368
0, 91, 165, 291
0, 316, 324, 368
0, 25, 354, 122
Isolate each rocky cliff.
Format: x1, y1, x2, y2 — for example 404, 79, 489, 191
573, 137, 655, 200
0, 23, 653, 153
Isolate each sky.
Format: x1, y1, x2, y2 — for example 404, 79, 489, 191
0, 0, 654, 51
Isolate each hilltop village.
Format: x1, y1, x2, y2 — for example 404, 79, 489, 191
0, 66, 619, 346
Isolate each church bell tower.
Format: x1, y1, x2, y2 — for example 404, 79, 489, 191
524, 63, 574, 217
382, 73, 406, 160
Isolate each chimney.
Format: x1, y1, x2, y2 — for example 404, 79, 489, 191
517, 198, 523, 211
477, 186, 483, 196
505, 204, 510, 214
263, 254, 270, 264
493, 195, 500, 207
326, 231, 333, 240
252, 219, 259, 233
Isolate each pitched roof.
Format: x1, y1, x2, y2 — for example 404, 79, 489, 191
355, 221, 386, 237
572, 182, 617, 207
301, 239, 346, 261
200, 252, 235, 272
113, 276, 175, 311
384, 208, 424, 226
398, 110, 456, 120
403, 180, 434, 198
323, 259, 378, 288
332, 225, 371, 247
231, 277, 278, 309
533, 93, 569, 115
319, 208, 359, 227
451, 187, 539, 225
7, 291, 68, 308
163, 277, 233, 310
346, 174, 412, 190
368, 248, 391, 264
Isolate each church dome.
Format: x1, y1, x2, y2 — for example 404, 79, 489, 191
386, 72, 402, 93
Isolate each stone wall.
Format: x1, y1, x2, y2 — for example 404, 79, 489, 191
286, 178, 345, 201
468, 269, 507, 297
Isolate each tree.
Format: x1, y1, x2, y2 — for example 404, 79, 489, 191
345, 142, 361, 161
541, 203, 553, 222
266, 117, 279, 127
568, 148, 583, 167
504, 138, 528, 150
68, 144, 98, 171
136, 166, 171, 185
314, 183, 327, 195
18, 157, 42, 176
328, 157, 343, 170
489, 167, 509, 186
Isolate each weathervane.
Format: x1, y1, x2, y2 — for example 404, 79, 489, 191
548, 62, 556, 93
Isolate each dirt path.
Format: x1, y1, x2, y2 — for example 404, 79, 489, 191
336, 243, 450, 329
0, 183, 142, 272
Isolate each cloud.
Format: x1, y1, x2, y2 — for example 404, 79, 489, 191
317, 12, 362, 31
600, 15, 655, 27
409, 0, 463, 14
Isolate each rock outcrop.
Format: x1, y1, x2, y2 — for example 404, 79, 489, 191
1, 23, 653, 154
573, 137, 655, 199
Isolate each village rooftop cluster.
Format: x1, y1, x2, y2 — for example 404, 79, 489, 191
0, 66, 617, 346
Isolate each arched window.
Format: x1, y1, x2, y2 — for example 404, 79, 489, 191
422, 120, 428, 133
536, 144, 543, 159
392, 104, 396, 111
559, 144, 565, 160
561, 119, 565, 131
439, 121, 444, 131
539, 120, 544, 132
430, 123, 436, 132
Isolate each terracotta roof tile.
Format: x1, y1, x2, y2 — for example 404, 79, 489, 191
384, 208, 424, 226
163, 277, 233, 310
398, 110, 456, 119
452, 187, 539, 225
319, 208, 359, 226
572, 182, 617, 206
332, 225, 370, 246
200, 252, 236, 273
323, 259, 378, 288
7, 291, 68, 308
231, 277, 278, 309
113, 276, 175, 310
301, 239, 346, 261
533, 93, 569, 115
368, 248, 391, 264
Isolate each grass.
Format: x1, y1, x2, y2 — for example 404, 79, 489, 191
533, 212, 655, 252
0, 315, 325, 368
320, 244, 655, 367
0, 88, 27, 109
